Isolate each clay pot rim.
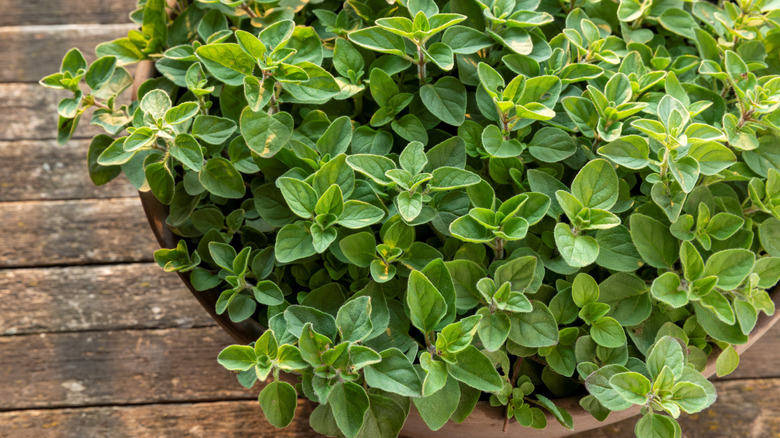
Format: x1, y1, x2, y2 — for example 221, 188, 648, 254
132, 60, 780, 438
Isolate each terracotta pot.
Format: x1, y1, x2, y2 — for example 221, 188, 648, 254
133, 61, 780, 438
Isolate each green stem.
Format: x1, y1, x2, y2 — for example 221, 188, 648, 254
416, 44, 427, 83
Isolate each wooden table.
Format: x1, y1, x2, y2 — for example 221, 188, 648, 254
0, 1, 778, 436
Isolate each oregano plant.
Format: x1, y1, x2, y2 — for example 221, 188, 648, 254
44, 0, 780, 436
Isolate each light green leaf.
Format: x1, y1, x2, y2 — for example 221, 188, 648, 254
364, 348, 423, 397
554, 223, 599, 267
406, 270, 447, 333
571, 159, 619, 210
446, 345, 503, 392
702, 249, 755, 290
199, 157, 246, 199
328, 381, 369, 438
420, 77, 467, 126
259, 381, 298, 428
276, 177, 317, 218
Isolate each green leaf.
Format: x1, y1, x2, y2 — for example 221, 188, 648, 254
392, 114, 428, 144
124, 127, 156, 152
482, 125, 525, 158
399, 141, 427, 175
282, 62, 340, 101
429, 167, 481, 190
412, 375, 461, 431
170, 133, 204, 172
275, 223, 316, 263
85, 56, 117, 90
258, 381, 298, 428
96, 38, 145, 65
715, 345, 739, 377
597, 136, 650, 170
651, 272, 687, 308
337, 296, 373, 342
192, 115, 237, 145
253, 281, 284, 306
571, 159, 619, 210
240, 109, 293, 158
195, 43, 255, 86
349, 27, 408, 57
495, 255, 537, 292
446, 345, 503, 392
199, 157, 246, 199
572, 273, 599, 307
635, 413, 680, 438
450, 215, 493, 243
317, 116, 353, 157
364, 348, 423, 397
630, 213, 679, 268
702, 249, 755, 290
285, 305, 338, 340
333, 39, 365, 77
396, 191, 424, 222
357, 394, 408, 438
646, 336, 684, 379
476, 308, 511, 352
590, 317, 626, 348
672, 381, 708, 414
584, 364, 634, 411
554, 223, 599, 267
87, 135, 122, 185
535, 395, 573, 430
442, 25, 493, 54
420, 77, 467, 126
259, 20, 294, 50
528, 127, 576, 163
328, 381, 369, 438
507, 301, 559, 347
406, 270, 447, 333
659, 8, 699, 39
145, 161, 175, 204
217, 345, 256, 371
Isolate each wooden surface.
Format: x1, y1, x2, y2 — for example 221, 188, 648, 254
1, 5, 779, 438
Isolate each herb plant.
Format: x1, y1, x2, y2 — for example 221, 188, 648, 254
44, 0, 780, 436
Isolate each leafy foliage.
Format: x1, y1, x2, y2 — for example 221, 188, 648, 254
45, 0, 780, 437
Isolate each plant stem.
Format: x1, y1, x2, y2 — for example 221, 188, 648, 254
416, 44, 426, 83
494, 237, 505, 261
503, 356, 525, 432
240, 3, 258, 18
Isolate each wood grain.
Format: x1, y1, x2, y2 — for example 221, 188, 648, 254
0, 0, 137, 26
0, 23, 135, 83
1, 379, 779, 438
728, 324, 780, 379
0, 326, 251, 410
0, 400, 323, 438
0, 263, 212, 335
0, 84, 119, 141
0, 139, 136, 201
571, 378, 780, 438
0, 198, 156, 268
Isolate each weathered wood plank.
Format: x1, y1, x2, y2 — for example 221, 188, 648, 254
0, 83, 127, 141
1, 379, 779, 438
0, 139, 136, 201
0, 198, 157, 268
726, 323, 780, 379
0, 326, 250, 410
0, 263, 213, 335
0, 23, 135, 83
0, 0, 137, 26
0, 400, 323, 438
571, 378, 780, 438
